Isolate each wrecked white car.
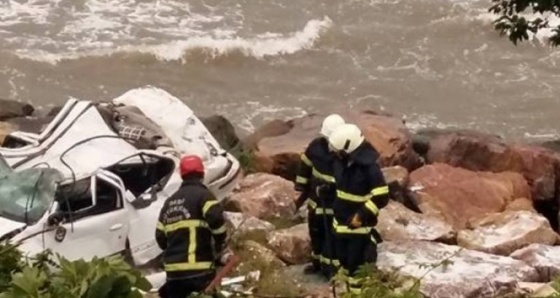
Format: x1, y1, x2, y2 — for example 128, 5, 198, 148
0, 87, 241, 266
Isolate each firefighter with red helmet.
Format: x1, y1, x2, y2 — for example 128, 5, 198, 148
155, 155, 231, 298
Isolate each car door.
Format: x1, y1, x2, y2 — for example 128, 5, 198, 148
42, 173, 129, 262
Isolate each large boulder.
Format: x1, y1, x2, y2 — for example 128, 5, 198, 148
377, 201, 455, 243
457, 211, 558, 256
426, 130, 559, 201
0, 99, 34, 121
409, 163, 531, 229
224, 173, 298, 219
506, 198, 537, 213
267, 223, 311, 265
378, 240, 540, 298
224, 212, 275, 235
511, 244, 560, 281
245, 111, 422, 180
382, 166, 409, 189
235, 240, 286, 272
200, 115, 243, 153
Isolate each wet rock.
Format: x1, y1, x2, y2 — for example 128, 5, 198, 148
377, 240, 540, 298
267, 223, 311, 265
5, 116, 53, 134
409, 163, 531, 229
426, 130, 559, 201
224, 212, 275, 235
246, 110, 422, 180
457, 211, 558, 256
377, 201, 455, 243
224, 173, 298, 219
511, 244, 560, 282
200, 115, 243, 153
0, 99, 34, 121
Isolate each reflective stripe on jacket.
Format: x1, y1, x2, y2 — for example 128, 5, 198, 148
294, 137, 337, 212
155, 177, 227, 279
332, 142, 390, 234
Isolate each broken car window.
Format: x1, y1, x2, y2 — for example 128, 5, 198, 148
0, 168, 62, 224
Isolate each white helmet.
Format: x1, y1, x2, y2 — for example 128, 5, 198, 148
320, 114, 345, 138
328, 123, 364, 154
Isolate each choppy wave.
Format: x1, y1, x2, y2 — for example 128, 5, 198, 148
11, 17, 332, 64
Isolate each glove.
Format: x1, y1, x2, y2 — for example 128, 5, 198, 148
316, 183, 335, 198
348, 213, 363, 229
294, 192, 307, 210
218, 248, 234, 265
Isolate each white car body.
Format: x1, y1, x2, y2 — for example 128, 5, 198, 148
0, 87, 241, 266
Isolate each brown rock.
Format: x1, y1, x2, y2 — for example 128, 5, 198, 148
224, 173, 298, 219
378, 240, 540, 298
200, 115, 242, 152
457, 211, 558, 256
267, 223, 311, 265
236, 240, 286, 271
245, 111, 422, 180
409, 163, 531, 229
0, 99, 34, 121
382, 166, 409, 188
426, 130, 559, 201
354, 110, 422, 170
0, 122, 17, 145
224, 212, 275, 235
511, 244, 560, 281
5, 116, 52, 134
377, 201, 455, 242
506, 198, 536, 213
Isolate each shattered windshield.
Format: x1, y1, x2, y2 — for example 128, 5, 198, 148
0, 168, 63, 224
0, 155, 10, 175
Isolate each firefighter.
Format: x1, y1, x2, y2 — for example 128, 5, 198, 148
327, 123, 390, 296
155, 155, 232, 298
294, 114, 345, 278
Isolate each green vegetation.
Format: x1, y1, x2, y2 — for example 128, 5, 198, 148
0, 242, 151, 298
235, 149, 257, 174
489, 0, 560, 46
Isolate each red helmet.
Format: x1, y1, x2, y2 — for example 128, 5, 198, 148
179, 155, 204, 177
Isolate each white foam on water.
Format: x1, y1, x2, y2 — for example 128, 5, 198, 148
12, 16, 332, 64
214, 101, 308, 134
0, 0, 332, 64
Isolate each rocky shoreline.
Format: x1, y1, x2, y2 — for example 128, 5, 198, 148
4, 100, 560, 297
219, 108, 560, 297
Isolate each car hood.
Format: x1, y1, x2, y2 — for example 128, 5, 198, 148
0, 216, 26, 240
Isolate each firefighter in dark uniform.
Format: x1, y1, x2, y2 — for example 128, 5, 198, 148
294, 114, 345, 278
327, 123, 390, 296
155, 155, 231, 298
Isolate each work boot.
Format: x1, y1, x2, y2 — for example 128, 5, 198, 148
303, 262, 321, 275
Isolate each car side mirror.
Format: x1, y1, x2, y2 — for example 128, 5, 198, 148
47, 212, 64, 227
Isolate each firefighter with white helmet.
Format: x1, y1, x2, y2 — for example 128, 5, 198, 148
294, 114, 345, 278
327, 123, 390, 295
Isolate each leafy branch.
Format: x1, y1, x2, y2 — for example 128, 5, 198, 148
489, 0, 560, 46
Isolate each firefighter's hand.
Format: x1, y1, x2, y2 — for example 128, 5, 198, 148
219, 248, 234, 265
348, 214, 363, 229
316, 184, 334, 198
